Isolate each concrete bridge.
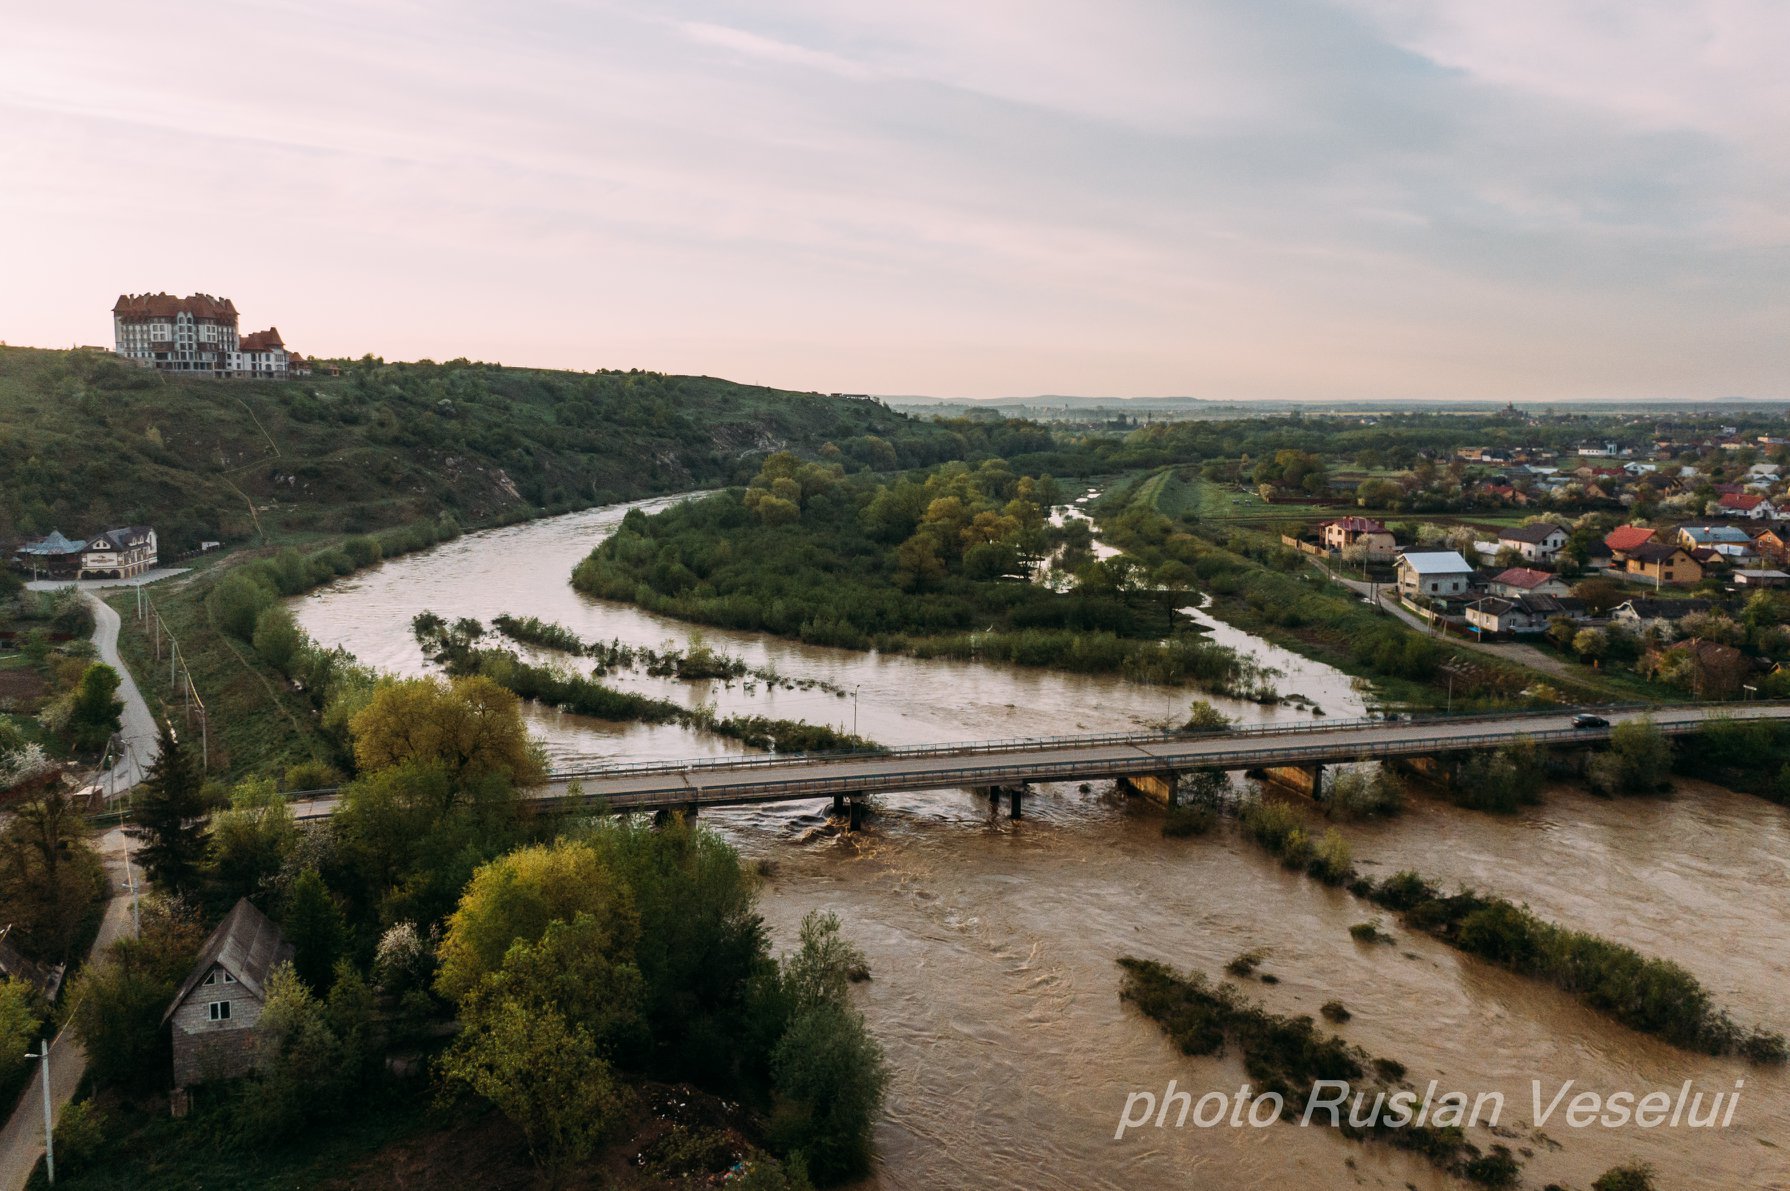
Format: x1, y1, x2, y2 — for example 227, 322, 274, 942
282, 703, 1790, 822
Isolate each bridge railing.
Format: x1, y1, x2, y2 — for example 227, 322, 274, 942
541, 700, 1771, 783
562, 717, 1733, 808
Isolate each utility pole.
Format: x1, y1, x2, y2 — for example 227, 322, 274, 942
26, 1038, 54, 1184
852, 685, 860, 738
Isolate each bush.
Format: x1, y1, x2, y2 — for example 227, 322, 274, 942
1593, 1163, 1657, 1191
51, 1098, 108, 1175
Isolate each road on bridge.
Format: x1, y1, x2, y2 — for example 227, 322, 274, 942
287, 703, 1790, 820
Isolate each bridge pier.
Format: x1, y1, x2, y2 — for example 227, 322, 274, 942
848, 796, 866, 831
1389, 755, 1455, 790
973, 784, 1028, 819
652, 802, 700, 828
1250, 763, 1324, 799
833, 791, 846, 818
1118, 771, 1180, 807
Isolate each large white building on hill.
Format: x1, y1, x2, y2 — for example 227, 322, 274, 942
112, 293, 309, 378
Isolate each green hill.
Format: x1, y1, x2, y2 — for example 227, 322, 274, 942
0, 346, 970, 550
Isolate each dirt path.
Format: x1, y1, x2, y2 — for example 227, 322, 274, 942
84, 592, 159, 791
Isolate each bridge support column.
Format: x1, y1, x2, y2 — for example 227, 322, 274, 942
1251, 763, 1324, 800
1390, 755, 1454, 790
1009, 785, 1026, 819
1118, 771, 1180, 807
848, 796, 866, 832
833, 791, 846, 818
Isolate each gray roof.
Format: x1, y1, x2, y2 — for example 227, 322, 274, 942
15, 531, 86, 557
87, 526, 154, 551
1498, 522, 1567, 544
162, 899, 293, 1024
1398, 550, 1474, 575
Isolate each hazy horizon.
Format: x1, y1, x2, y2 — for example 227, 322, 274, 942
4, 2, 1787, 401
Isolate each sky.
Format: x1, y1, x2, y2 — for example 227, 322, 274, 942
1, 0, 1787, 401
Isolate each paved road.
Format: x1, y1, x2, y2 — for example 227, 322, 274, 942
24, 569, 189, 593
281, 703, 1790, 820
0, 829, 138, 1191
83, 593, 159, 793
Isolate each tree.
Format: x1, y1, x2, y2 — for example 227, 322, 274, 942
437, 990, 625, 1177
768, 1002, 888, 1186
1572, 628, 1608, 661
282, 869, 349, 992
65, 898, 205, 1090
65, 662, 123, 752
1588, 718, 1673, 796
435, 839, 637, 1003
1184, 700, 1233, 731
1572, 577, 1625, 616
349, 675, 545, 786
0, 979, 40, 1093
251, 605, 304, 674
0, 788, 106, 959
128, 722, 209, 896
761, 911, 888, 1187
206, 777, 297, 907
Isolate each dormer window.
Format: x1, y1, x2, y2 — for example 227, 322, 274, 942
201, 968, 237, 986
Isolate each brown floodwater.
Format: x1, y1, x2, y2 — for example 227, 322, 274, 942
292, 501, 1790, 1190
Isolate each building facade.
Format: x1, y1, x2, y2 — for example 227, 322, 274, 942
164, 899, 294, 1089
113, 293, 300, 379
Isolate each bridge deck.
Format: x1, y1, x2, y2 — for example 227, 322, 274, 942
284, 703, 1790, 820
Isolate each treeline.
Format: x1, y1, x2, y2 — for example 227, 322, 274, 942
570, 455, 1273, 694
492, 613, 846, 694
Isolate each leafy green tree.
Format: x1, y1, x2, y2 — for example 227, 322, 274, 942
65, 662, 123, 751
434, 838, 637, 1002
128, 722, 209, 896
65, 900, 205, 1090
206, 777, 297, 907
0, 788, 106, 959
438, 991, 625, 1177
0, 979, 41, 1092
1588, 718, 1673, 796
769, 1001, 888, 1185
349, 674, 545, 786
282, 869, 349, 992
251, 605, 305, 674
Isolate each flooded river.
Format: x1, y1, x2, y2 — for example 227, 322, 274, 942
292, 499, 1790, 1190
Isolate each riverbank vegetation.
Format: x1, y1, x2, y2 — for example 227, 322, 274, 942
571, 455, 1279, 697
416, 612, 878, 755
53, 675, 887, 1188
1117, 956, 1523, 1187
1219, 791, 1785, 1063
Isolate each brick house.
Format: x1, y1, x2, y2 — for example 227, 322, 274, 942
1318, 517, 1398, 562
163, 899, 293, 1089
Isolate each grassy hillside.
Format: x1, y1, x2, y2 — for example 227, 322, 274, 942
0, 346, 975, 550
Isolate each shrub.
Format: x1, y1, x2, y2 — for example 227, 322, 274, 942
1592, 1163, 1657, 1191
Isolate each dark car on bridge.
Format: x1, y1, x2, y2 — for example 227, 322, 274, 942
1571, 713, 1610, 729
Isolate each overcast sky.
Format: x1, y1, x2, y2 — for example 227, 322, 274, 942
3, 1, 1786, 400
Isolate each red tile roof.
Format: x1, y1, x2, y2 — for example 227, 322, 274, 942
112, 292, 238, 321
240, 327, 285, 351
1719, 493, 1766, 511
1604, 526, 1658, 552
1491, 567, 1560, 590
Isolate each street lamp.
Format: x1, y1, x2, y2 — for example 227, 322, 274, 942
852, 685, 861, 738
25, 1037, 53, 1184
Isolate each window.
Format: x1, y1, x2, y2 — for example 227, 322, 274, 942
202, 968, 237, 986
208, 1001, 231, 1021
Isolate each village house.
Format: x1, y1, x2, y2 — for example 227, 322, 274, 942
1678, 525, 1757, 563
1602, 525, 1659, 561
1464, 593, 1576, 637
1396, 550, 1475, 601
1717, 492, 1778, 520
10, 526, 158, 580
1749, 527, 1790, 562
1497, 522, 1568, 564
81, 526, 158, 579
1621, 542, 1704, 587
1318, 516, 1398, 562
164, 899, 294, 1091
1733, 569, 1790, 589
1642, 637, 1752, 699
1487, 567, 1572, 599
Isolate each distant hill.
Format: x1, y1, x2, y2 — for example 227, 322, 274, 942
0, 347, 967, 551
